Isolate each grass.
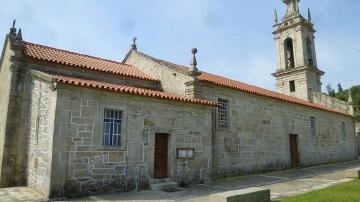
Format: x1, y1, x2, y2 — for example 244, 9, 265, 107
277, 179, 360, 202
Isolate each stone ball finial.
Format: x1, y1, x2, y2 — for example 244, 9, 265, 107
191, 48, 198, 55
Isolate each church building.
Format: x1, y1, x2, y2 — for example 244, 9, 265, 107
0, 0, 357, 198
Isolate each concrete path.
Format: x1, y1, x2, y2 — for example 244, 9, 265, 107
0, 186, 44, 202
0, 160, 359, 201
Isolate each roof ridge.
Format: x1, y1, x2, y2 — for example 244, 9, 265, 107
23, 41, 159, 82
23, 41, 132, 67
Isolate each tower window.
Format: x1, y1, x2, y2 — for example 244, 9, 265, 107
289, 80, 296, 92
284, 38, 295, 69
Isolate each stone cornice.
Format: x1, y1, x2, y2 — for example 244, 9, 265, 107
272, 66, 324, 77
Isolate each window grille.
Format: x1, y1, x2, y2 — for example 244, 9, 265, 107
217, 99, 229, 128
103, 109, 122, 146
310, 116, 316, 136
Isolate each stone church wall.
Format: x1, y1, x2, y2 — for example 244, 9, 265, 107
0, 37, 31, 187
199, 84, 357, 178
27, 79, 57, 196
313, 91, 349, 114
49, 85, 213, 197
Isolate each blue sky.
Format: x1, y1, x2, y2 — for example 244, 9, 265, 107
0, 0, 359, 91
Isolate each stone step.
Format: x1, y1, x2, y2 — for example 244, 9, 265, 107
149, 178, 172, 184
150, 181, 178, 191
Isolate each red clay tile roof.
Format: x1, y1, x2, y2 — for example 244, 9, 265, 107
135, 52, 351, 116
23, 42, 158, 82
52, 75, 216, 107
197, 72, 351, 116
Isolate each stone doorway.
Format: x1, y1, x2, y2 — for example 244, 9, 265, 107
154, 133, 168, 179
289, 134, 299, 168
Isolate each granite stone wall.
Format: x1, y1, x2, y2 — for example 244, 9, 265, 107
0, 37, 13, 186
198, 83, 357, 178
0, 36, 31, 186
28, 79, 56, 196
49, 85, 213, 197
313, 91, 350, 114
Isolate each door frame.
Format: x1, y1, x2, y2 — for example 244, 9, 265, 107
289, 134, 299, 168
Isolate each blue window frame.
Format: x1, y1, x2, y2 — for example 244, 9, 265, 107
103, 109, 122, 146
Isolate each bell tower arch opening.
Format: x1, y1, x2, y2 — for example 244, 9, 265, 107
306, 37, 313, 66
284, 38, 295, 69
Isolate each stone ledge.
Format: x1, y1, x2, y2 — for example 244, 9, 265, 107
345, 169, 360, 179
209, 187, 270, 202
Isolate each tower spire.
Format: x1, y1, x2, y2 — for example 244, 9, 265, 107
308, 8, 312, 22
274, 9, 278, 24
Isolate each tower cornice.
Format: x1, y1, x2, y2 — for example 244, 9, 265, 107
273, 16, 315, 34
272, 66, 324, 78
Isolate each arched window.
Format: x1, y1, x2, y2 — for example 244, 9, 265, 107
284, 38, 295, 69
306, 37, 313, 66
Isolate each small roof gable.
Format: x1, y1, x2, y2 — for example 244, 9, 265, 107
23, 41, 158, 82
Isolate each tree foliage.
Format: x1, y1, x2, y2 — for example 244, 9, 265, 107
335, 85, 360, 122
326, 83, 336, 97
337, 83, 343, 92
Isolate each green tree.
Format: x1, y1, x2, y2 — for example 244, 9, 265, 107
326, 83, 336, 97
334, 85, 360, 122
337, 83, 343, 92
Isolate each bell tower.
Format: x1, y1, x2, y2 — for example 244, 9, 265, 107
272, 0, 324, 101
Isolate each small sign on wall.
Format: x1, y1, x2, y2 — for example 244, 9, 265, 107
176, 148, 195, 159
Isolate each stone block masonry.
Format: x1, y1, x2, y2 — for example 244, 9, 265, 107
27, 79, 56, 196
49, 85, 213, 197
199, 84, 357, 178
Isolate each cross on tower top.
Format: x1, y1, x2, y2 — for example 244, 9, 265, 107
282, 0, 300, 20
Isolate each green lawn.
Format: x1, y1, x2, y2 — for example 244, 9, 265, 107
278, 179, 360, 202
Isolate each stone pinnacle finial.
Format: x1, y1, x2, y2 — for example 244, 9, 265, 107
308, 8, 312, 22
191, 48, 198, 70
16, 29, 22, 40
131, 37, 137, 51
10, 19, 17, 35
348, 88, 353, 103
274, 9, 278, 24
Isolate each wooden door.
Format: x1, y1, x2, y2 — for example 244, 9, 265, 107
289, 134, 299, 168
154, 133, 168, 179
